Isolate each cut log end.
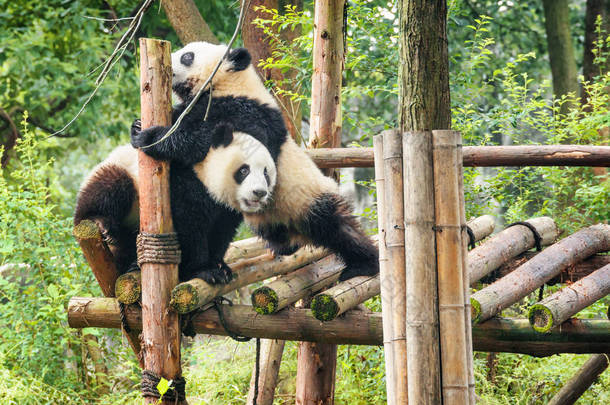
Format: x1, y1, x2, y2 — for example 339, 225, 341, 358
252, 287, 278, 315
311, 294, 339, 321
115, 272, 141, 305
170, 283, 200, 314
471, 298, 481, 324
529, 304, 554, 333
73, 220, 101, 239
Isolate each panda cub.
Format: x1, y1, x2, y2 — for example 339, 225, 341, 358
73, 123, 274, 284
131, 42, 379, 280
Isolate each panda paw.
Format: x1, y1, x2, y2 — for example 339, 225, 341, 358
268, 242, 300, 256
338, 262, 379, 281
130, 119, 163, 149
197, 263, 234, 285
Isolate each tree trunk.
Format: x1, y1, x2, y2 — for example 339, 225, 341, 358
161, 0, 219, 45
542, 0, 579, 114
583, 0, 610, 86
242, 0, 304, 141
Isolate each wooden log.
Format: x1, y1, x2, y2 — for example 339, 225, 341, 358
466, 214, 495, 245
382, 130, 408, 405
529, 264, 610, 333
307, 145, 610, 169
73, 219, 142, 358
547, 353, 610, 405
403, 130, 441, 405
224, 237, 267, 263
469, 217, 559, 285
68, 298, 610, 356
373, 133, 395, 405
138, 38, 183, 405
246, 339, 285, 405
115, 271, 141, 305
433, 130, 470, 404
471, 224, 610, 324
311, 275, 380, 321
172, 247, 325, 314
251, 255, 344, 315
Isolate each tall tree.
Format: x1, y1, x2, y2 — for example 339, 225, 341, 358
583, 1, 610, 97
542, 0, 579, 114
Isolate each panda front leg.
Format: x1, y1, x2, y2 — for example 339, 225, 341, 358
205, 210, 243, 284
257, 223, 300, 256
302, 193, 379, 281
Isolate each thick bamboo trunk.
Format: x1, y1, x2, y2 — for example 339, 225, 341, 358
68, 298, 610, 355
172, 247, 325, 313
246, 339, 285, 405
433, 130, 469, 404
403, 130, 441, 405
529, 264, 610, 333
306, 145, 610, 169
161, 0, 218, 44
251, 255, 344, 314
373, 133, 395, 405
311, 275, 379, 321
472, 224, 610, 324
469, 217, 559, 285
382, 131, 408, 405
548, 353, 610, 405
138, 39, 184, 405
73, 219, 142, 358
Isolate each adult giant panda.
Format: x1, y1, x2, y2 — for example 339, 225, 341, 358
74, 123, 275, 284
131, 42, 378, 280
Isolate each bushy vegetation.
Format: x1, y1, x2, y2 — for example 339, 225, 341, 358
0, 0, 608, 404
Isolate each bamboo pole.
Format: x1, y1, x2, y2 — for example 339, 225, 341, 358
382, 130, 408, 405
172, 247, 325, 314
251, 255, 344, 315
471, 224, 610, 324
72, 219, 142, 358
68, 298, 610, 355
246, 339, 285, 405
529, 264, 610, 333
138, 38, 183, 405
373, 133, 395, 405
306, 145, 610, 169
469, 217, 559, 285
548, 353, 610, 405
403, 130, 441, 404
433, 130, 470, 404
456, 134, 475, 404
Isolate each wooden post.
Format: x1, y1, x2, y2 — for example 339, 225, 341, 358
403, 130, 441, 404
373, 134, 396, 405
246, 339, 286, 405
529, 264, 610, 333
548, 353, 610, 405
433, 130, 470, 404
138, 38, 184, 405
295, 0, 345, 402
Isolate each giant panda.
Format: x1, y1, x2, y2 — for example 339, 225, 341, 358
73, 123, 275, 284
131, 42, 378, 280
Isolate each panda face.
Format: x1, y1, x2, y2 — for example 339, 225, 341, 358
195, 125, 277, 214
170, 42, 278, 107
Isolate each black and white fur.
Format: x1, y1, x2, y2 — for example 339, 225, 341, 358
74, 124, 274, 284
132, 42, 378, 280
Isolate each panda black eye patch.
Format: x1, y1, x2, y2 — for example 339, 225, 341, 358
234, 164, 250, 184
180, 52, 194, 67
264, 167, 270, 185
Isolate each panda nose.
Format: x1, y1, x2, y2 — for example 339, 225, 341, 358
253, 189, 267, 198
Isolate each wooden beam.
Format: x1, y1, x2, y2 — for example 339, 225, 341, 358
306, 145, 610, 168
68, 298, 610, 356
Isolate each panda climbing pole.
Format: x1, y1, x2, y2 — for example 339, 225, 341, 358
137, 38, 186, 405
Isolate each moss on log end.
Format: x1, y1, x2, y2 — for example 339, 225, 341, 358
252, 287, 278, 315
115, 271, 141, 304
471, 298, 481, 324
170, 282, 200, 314
529, 304, 554, 333
311, 294, 340, 321
73, 219, 102, 239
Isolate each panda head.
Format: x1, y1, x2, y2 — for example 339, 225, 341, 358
171, 42, 277, 107
197, 123, 277, 214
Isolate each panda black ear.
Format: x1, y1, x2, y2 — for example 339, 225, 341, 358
227, 48, 251, 71
211, 123, 234, 148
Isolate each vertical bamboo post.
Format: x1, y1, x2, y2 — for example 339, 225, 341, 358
403, 130, 441, 404
433, 130, 470, 404
383, 130, 408, 404
296, 1, 344, 403
138, 38, 184, 405
456, 133, 476, 404
373, 134, 395, 405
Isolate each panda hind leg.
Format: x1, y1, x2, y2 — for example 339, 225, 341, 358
302, 193, 379, 281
